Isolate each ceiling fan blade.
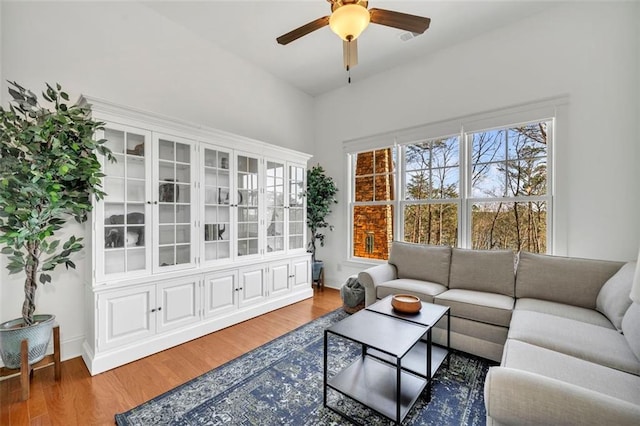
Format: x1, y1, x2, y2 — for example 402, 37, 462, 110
276, 16, 330, 45
343, 39, 358, 70
369, 8, 431, 34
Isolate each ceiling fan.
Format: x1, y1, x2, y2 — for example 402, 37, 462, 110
276, 0, 431, 77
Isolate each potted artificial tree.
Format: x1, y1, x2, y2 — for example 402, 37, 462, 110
305, 165, 338, 281
0, 81, 113, 369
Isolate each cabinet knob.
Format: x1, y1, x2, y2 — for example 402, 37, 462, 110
158, 307, 162, 311
151, 308, 156, 313
147, 201, 151, 204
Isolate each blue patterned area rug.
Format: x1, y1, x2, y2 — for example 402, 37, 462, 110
115, 309, 494, 425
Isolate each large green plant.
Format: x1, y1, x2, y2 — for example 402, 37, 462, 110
0, 81, 114, 326
305, 165, 338, 262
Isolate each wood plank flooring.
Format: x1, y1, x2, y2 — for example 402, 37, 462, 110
0, 288, 342, 425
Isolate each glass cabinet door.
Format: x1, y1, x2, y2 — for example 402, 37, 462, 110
156, 136, 195, 271
203, 147, 231, 262
101, 126, 150, 278
236, 154, 260, 257
266, 161, 285, 254
288, 165, 306, 251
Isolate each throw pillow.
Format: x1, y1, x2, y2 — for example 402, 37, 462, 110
622, 302, 640, 361
388, 241, 451, 286
596, 262, 635, 332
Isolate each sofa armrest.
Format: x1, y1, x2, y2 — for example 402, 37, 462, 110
358, 264, 397, 306
485, 367, 640, 426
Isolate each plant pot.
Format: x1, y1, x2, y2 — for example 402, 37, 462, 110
0, 314, 55, 369
312, 260, 324, 281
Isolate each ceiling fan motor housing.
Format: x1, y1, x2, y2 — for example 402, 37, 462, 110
329, 0, 371, 41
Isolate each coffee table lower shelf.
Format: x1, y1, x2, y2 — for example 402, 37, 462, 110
368, 342, 449, 378
327, 356, 427, 423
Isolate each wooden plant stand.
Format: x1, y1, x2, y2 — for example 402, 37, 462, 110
0, 325, 61, 401
313, 267, 325, 291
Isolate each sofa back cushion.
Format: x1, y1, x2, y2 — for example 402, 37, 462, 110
388, 241, 451, 287
622, 302, 640, 361
596, 262, 636, 332
448, 248, 515, 297
516, 252, 624, 309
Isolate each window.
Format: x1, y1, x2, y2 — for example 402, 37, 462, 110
346, 101, 558, 262
351, 149, 395, 260
469, 122, 549, 252
403, 136, 460, 247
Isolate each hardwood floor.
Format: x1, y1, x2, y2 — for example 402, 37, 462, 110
0, 287, 342, 425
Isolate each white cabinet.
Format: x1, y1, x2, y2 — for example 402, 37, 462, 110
83, 97, 313, 375
268, 256, 311, 296
97, 276, 200, 351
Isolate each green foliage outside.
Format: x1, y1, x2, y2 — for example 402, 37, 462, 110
305, 165, 338, 262
0, 81, 114, 326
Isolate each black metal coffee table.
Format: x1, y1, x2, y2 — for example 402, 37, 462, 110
324, 297, 450, 424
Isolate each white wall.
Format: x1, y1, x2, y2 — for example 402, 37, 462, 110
314, 2, 640, 287
0, 2, 314, 362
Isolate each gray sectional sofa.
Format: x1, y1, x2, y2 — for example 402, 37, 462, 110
357, 241, 640, 425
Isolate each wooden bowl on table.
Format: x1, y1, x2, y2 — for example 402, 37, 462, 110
391, 294, 422, 314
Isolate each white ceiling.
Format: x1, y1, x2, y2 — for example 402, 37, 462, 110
143, 1, 556, 97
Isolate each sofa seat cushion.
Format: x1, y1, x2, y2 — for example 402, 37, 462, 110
434, 289, 514, 327
388, 242, 451, 286
449, 248, 515, 297
508, 310, 640, 375
501, 339, 640, 406
515, 298, 615, 329
376, 279, 447, 304
515, 251, 624, 309
434, 315, 509, 345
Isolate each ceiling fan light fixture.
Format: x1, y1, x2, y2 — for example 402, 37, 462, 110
329, 4, 370, 41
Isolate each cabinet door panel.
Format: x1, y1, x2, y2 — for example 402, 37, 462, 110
269, 262, 291, 296
153, 134, 198, 273
236, 153, 261, 258
98, 286, 155, 351
204, 271, 238, 317
157, 278, 200, 333
288, 164, 306, 252
201, 146, 233, 265
96, 125, 152, 282
265, 160, 285, 254
239, 267, 265, 307
292, 257, 311, 289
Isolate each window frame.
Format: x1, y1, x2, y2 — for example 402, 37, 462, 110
344, 97, 566, 263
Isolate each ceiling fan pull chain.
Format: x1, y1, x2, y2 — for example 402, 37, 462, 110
347, 37, 352, 84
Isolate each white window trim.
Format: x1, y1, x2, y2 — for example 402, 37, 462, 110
344, 95, 568, 263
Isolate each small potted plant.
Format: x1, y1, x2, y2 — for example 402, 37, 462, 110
305, 165, 338, 281
0, 81, 113, 369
